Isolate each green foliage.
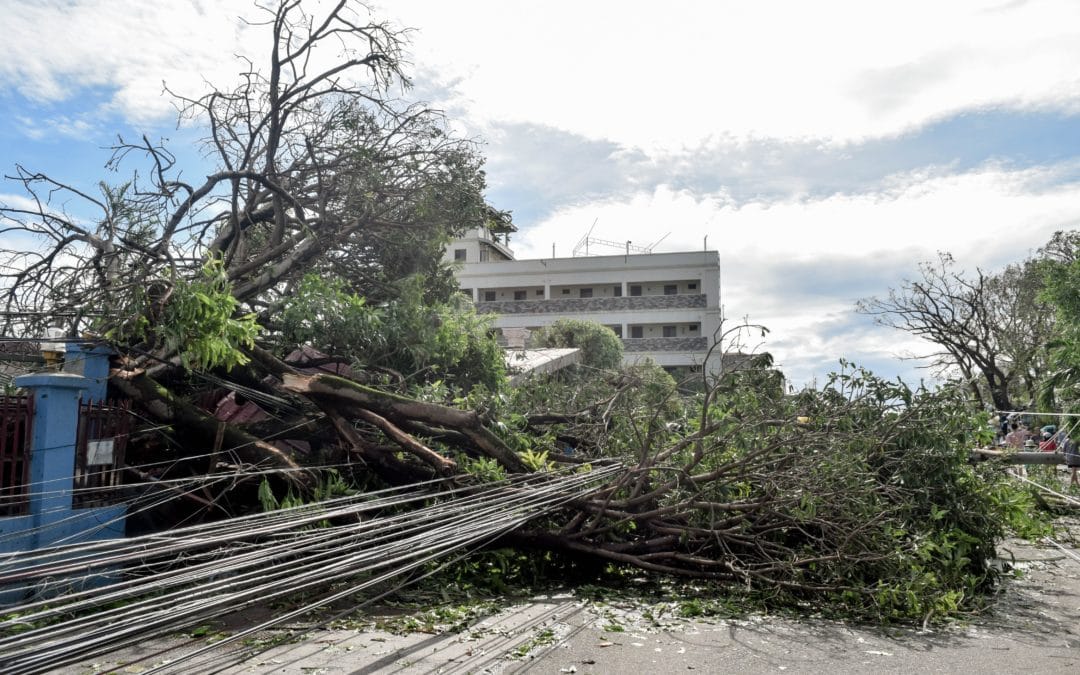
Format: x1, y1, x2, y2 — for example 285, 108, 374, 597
279, 273, 505, 392
313, 469, 355, 500
510, 628, 556, 658
257, 477, 279, 512
649, 362, 1020, 623
519, 448, 554, 472
625, 361, 684, 420
155, 258, 259, 371
982, 475, 1053, 540
359, 599, 502, 636
1039, 245, 1080, 410
460, 455, 507, 482
256, 471, 357, 516
508, 357, 685, 461
677, 598, 706, 618
279, 274, 382, 358
530, 319, 624, 370
381, 277, 505, 391
322, 128, 504, 307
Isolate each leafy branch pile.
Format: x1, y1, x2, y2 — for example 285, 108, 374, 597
513, 357, 1023, 622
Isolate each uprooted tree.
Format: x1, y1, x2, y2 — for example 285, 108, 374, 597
0, 0, 1027, 622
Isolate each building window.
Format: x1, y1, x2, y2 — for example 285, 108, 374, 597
579, 288, 593, 298
609, 325, 623, 338
460, 288, 472, 298
663, 325, 677, 337
454, 249, 467, 261
688, 282, 697, 290
629, 285, 642, 296
536, 289, 544, 296
613, 285, 622, 297
664, 284, 678, 295
630, 326, 643, 339
484, 291, 496, 301
513, 290, 527, 301
689, 324, 698, 331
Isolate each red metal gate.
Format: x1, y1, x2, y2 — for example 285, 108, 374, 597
74, 399, 131, 509
0, 395, 33, 517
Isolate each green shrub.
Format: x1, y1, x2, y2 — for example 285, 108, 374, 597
530, 319, 623, 370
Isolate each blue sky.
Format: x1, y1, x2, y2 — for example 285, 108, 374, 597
3, 0, 1080, 388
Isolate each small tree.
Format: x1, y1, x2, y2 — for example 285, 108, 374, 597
1036, 231, 1080, 410
530, 319, 624, 370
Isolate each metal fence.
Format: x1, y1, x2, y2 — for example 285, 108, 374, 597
0, 395, 33, 517
73, 399, 131, 509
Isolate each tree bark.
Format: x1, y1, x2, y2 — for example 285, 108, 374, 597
110, 369, 309, 484
282, 372, 529, 472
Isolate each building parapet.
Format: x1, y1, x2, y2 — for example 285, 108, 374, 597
475, 293, 707, 315
623, 337, 708, 352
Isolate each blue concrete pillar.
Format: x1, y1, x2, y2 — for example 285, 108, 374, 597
63, 342, 112, 403
13, 373, 87, 535
3, 371, 127, 599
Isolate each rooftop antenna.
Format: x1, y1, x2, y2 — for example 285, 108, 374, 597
571, 219, 599, 257
573, 223, 669, 257
646, 232, 670, 251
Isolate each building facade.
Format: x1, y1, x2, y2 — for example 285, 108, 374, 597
445, 228, 722, 372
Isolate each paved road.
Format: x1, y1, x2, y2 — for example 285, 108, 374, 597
83, 527, 1080, 674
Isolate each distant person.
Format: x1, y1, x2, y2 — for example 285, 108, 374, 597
1065, 438, 1080, 487
1039, 431, 1057, 452
1003, 424, 1031, 477
1004, 423, 1029, 449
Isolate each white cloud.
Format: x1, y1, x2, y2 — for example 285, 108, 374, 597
5, 1, 1079, 147
510, 165, 1080, 385
383, 0, 1080, 147
1, 1, 253, 122
516, 165, 1080, 266
0, 1, 286, 124
14, 113, 102, 141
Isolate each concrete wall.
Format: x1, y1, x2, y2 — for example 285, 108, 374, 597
443, 227, 515, 265
623, 337, 708, 352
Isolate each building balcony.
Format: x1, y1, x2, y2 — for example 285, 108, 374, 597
475, 293, 707, 315
622, 337, 709, 352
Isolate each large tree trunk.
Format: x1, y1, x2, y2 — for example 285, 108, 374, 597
282, 372, 530, 473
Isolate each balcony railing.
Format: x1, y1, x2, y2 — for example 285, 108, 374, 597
475, 293, 707, 315
622, 337, 708, 352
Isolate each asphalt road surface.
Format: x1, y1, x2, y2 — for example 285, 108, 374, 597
82, 520, 1080, 675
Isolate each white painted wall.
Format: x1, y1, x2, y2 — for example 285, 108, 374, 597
445, 247, 723, 371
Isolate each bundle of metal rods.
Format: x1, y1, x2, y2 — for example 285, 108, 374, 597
0, 464, 621, 674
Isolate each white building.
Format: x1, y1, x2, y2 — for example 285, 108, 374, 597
445, 227, 722, 373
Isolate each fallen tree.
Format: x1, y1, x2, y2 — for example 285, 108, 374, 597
0, 0, 1028, 624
